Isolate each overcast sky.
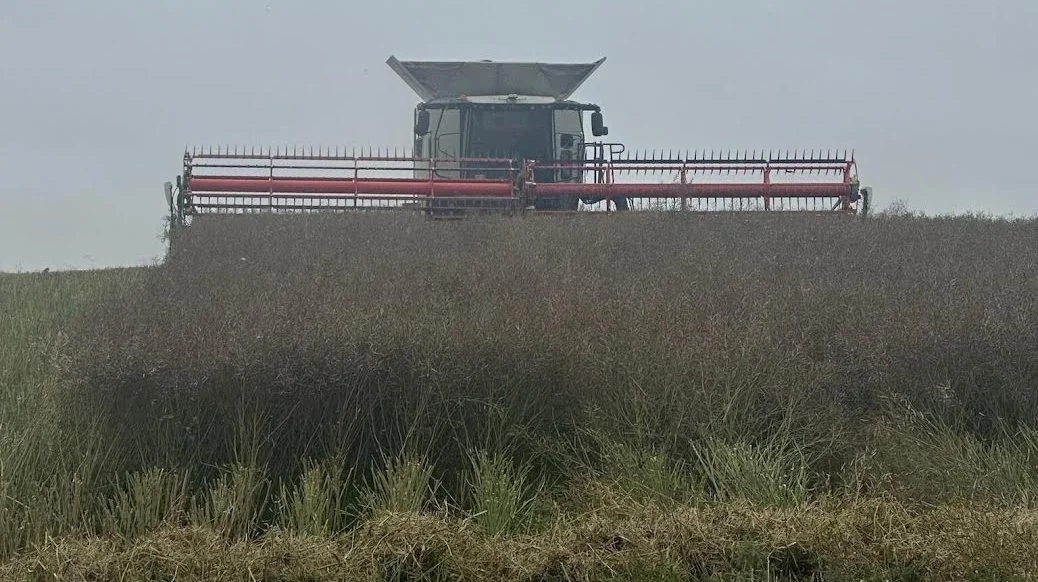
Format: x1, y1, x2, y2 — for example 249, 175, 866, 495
1, 0, 1035, 271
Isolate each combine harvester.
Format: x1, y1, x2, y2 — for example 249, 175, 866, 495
164, 56, 872, 222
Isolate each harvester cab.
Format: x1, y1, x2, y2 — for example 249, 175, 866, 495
387, 56, 623, 211
166, 55, 870, 223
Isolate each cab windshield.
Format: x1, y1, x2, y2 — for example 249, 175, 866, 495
463, 108, 553, 161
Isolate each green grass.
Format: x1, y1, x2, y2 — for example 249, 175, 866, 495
2, 212, 1038, 580
0, 267, 153, 559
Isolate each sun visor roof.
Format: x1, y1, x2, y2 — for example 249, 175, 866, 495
386, 56, 606, 102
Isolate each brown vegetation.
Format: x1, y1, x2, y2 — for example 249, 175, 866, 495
64, 213, 1038, 495
4, 211, 1038, 579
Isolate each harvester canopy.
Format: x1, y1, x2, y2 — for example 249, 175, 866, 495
386, 55, 606, 101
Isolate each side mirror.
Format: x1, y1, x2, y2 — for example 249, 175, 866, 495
591, 111, 608, 137
164, 181, 174, 208
415, 109, 430, 135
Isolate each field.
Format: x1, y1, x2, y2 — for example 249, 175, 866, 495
2, 211, 1038, 581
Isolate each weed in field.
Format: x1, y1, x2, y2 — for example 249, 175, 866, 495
276, 458, 351, 535
358, 451, 436, 518
465, 448, 541, 535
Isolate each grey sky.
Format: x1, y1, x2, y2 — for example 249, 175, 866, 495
1, 0, 1035, 272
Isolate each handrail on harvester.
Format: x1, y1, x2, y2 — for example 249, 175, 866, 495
166, 146, 866, 222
